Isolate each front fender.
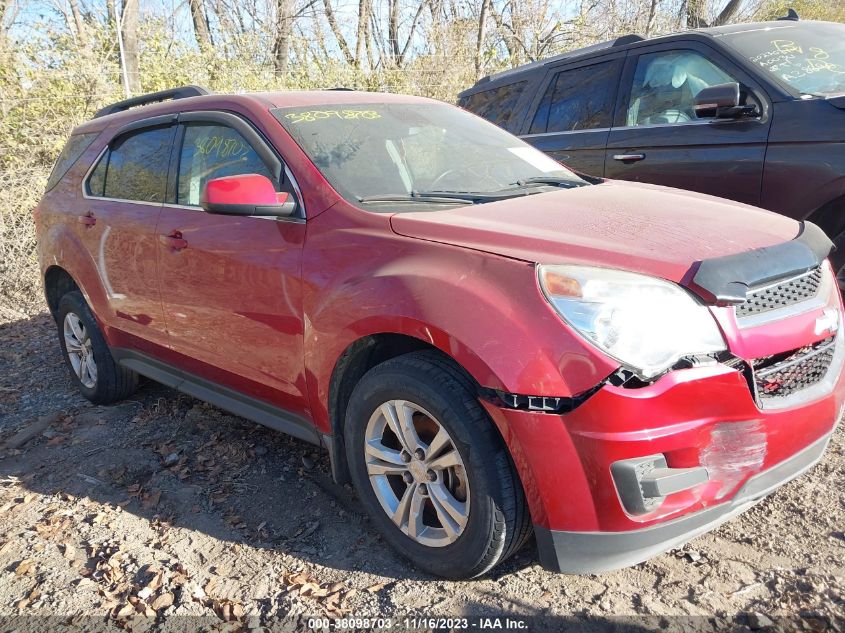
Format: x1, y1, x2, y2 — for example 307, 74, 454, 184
302, 206, 617, 433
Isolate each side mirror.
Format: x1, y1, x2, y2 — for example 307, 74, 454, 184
200, 174, 297, 217
693, 82, 755, 119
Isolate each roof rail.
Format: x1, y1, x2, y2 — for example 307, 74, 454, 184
466, 33, 646, 90
93, 85, 211, 119
613, 34, 644, 46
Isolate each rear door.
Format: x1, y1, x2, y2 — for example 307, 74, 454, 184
81, 118, 175, 349
156, 111, 309, 418
519, 55, 624, 177
605, 41, 772, 206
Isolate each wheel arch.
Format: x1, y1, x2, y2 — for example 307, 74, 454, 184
807, 192, 845, 240
324, 330, 491, 485
44, 265, 81, 319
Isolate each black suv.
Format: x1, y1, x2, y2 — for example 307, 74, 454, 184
458, 17, 845, 280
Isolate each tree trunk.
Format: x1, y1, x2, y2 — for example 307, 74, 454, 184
322, 0, 354, 65
712, 0, 742, 26
475, 0, 490, 76
68, 0, 88, 45
644, 0, 658, 36
387, 0, 399, 65
121, 0, 141, 94
189, 0, 212, 51
273, 0, 294, 76
355, 0, 370, 69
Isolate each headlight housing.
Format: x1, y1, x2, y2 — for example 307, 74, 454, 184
538, 264, 726, 378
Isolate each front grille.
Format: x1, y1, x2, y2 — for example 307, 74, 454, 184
752, 336, 835, 400
736, 267, 823, 319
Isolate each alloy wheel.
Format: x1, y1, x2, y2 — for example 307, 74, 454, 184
63, 312, 97, 389
364, 399, 470, 547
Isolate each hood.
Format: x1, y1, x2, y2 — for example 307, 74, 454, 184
389, 180, 801, 283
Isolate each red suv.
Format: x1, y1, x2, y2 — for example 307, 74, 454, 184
35, 86, 844, 579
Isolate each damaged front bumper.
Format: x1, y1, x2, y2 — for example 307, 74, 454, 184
481, 337, 845, 573
532, 431, 832, 573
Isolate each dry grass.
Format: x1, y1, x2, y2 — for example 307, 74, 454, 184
0, 166, 48, 316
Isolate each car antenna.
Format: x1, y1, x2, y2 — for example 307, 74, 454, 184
776, 8, 799, 21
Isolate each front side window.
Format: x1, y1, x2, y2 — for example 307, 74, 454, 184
177, 124, 274, 206
626, 50, 736, 126
459, 81, 527, 131
274, 103, 585, 211
88, 126, 174, 202
718, 22, 845, 96
529, 61, 620, 134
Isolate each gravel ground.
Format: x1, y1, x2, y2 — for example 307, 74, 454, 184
0, 307, 843, 632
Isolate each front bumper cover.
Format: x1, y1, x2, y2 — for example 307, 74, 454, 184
534, 431, 832, 574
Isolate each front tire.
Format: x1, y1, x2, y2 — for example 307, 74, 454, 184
56, 291, 138, 404
344, 351, 531, 579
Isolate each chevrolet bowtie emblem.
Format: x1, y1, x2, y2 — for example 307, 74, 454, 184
815, 308, 840, 337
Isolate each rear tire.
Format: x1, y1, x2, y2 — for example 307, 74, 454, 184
344, 350, 531, 579
56, 291, 138, 404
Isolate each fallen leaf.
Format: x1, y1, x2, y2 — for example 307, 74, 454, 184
14, 559, 35, 576
62, 543, 76, 560
150, 592, 174, 610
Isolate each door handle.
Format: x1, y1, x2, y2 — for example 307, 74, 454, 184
160, 231, 188, 251
77, 213, 96, 227
613, 153, 646, 162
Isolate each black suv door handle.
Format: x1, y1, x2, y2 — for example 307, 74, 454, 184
613, 153, 646, 162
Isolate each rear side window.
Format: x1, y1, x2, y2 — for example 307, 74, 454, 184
529, 61, 621, 134
86, 126, 174, 202
46, 132, 98, 191
177, 124, 274, 206
459, 81, 527, 131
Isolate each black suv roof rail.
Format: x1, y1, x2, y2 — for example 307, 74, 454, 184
93, 85, 211, 119
470, 34, 644, 89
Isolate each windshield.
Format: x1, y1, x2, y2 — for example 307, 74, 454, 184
273, 103, 585, 210
718, 22, 845, 96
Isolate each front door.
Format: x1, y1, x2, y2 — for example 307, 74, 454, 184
156, 112, 308, 416
605, 42, 772, 206
520, 56, 624, 177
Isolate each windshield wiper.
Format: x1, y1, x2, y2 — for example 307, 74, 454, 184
414, 188, 550, 202
358, 193, 476, 204
513, 176, 583, 188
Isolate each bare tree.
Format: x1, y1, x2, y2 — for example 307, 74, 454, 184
475, 0, 491, 75
189, 0, 213, 50
121, 0, 141, 93
273, 0, 294, 75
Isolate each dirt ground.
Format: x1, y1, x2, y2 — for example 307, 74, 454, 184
0, 306, 843, 632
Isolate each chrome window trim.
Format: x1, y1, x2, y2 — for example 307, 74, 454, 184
736, 266, 831, 330
521, 127, 611, 138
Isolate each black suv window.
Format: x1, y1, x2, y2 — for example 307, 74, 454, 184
625, 50, 736, 126
87, 126, 174, 202
529, 61, 620, 134
176, 124, 274, 206
459, 81, 527, 131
